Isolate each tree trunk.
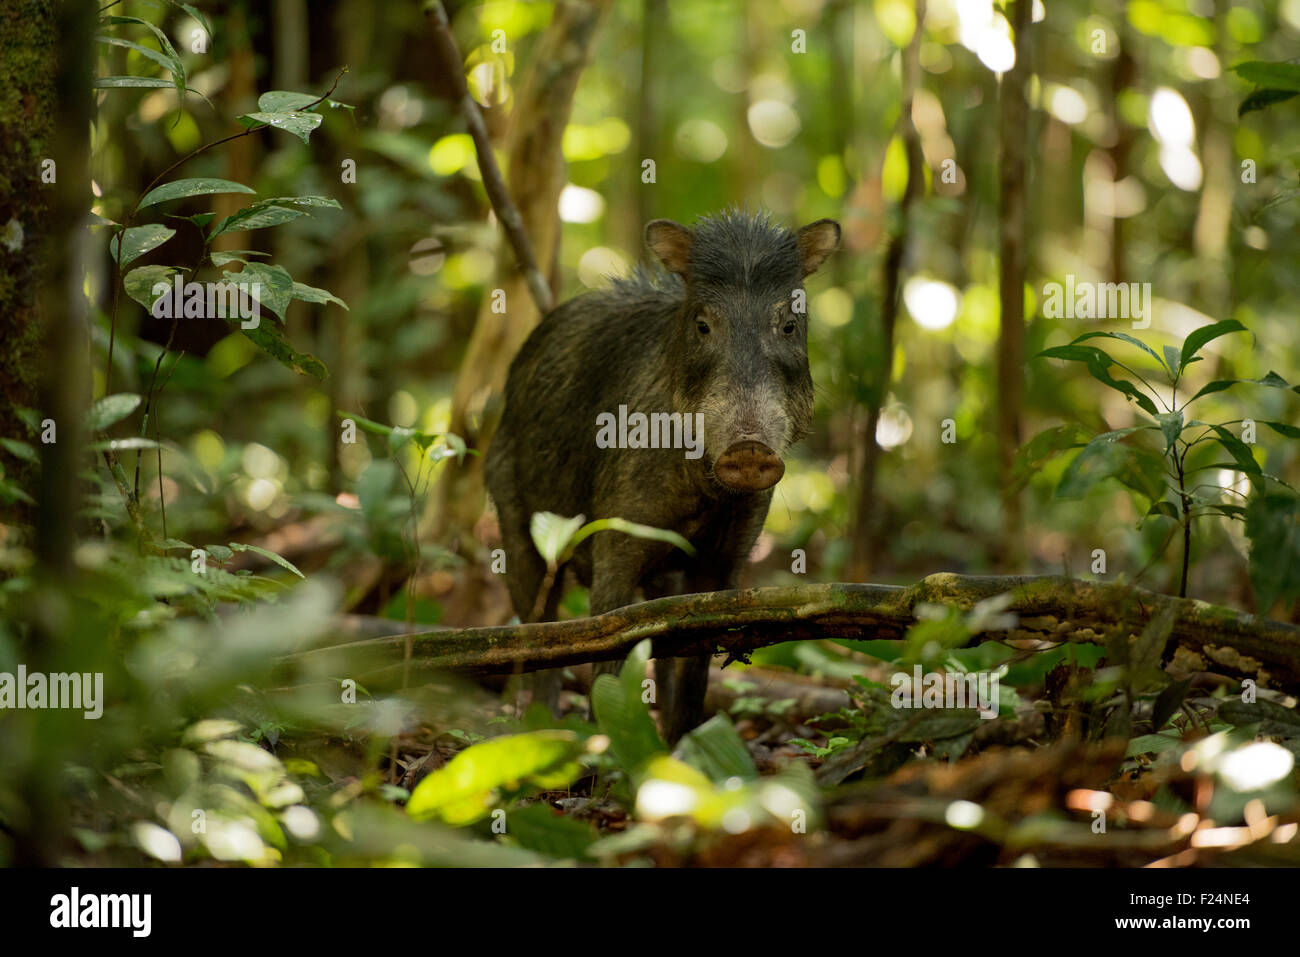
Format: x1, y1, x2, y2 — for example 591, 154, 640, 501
995, 0, 1032, 570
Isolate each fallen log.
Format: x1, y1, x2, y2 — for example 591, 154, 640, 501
272, 573, 1300, 693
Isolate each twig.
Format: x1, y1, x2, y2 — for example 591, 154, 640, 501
423, 0, 555, 316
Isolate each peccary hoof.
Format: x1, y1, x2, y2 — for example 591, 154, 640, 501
714, 440, 785, 491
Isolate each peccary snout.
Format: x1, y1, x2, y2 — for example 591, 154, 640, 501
713, 440, 785, 491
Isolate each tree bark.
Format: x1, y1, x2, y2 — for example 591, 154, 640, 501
273, 573, 1300, 693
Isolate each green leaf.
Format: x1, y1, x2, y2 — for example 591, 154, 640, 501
93, 76, 175, 89
1258, 370, 1298, 392
101, 15, 187, 105
95, 35, 175, 73
256, 91, 321, 112
236, 317, 328, 379
1263, 421, 1300, 439
0, 438, 38, 463
1231, 61, 1300, 92
500, 803, 596, 860
210, 250, 270, 267
406, 730, 586, 825
1207, 425, 1262, 475
290, 282, 348, 310
219, 262, 294, 319
1218, 698, 1300, 736
1244, 491, 1300, 612
259, 195, 342, 210
567, 517, 697, 559
1144, 500, 1181, 521
229, 542, 305, 579
139, 178, 255, 209
238, 110, 323, 143
86, 393, 142, 431
1012, 424, 1088, 480
1156, 411, 1183, 454
1036, 344, 1159, 415
1162, 345, 1181, 378
1187, 379, 1240, 403
1072, 331, 1170, 375
109, 224, 176, 265
88, 437, 164, 452
210, 203, 306, 237
1125, 733, 1183, 757
676, 713, 758, 783
123, 265, 179, 313
529, 512, 586, 566
1057, 431, 1167, 502
1179, 319, 1250, 371
1239, 88, 1299, 117
591, 640, 666, 777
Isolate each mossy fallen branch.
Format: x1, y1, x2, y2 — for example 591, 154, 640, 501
272, 573, 1300, 693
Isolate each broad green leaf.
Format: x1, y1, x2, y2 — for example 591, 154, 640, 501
530, 512, 586, 565
229, 542, 305, 579
1156, 411, 1183, 454
220, 262, 294, 319
1244, 492, 1300, 612
257, 90, 320, 112
1179, 319, 1250, 371
500, 803, 596, 860
139, 178, 255, 208
109, 224, 176, 265
239, 110, 323, 143
1057, 435, 1166, 502
406, 730, 585, 825
235, 317, 328, 379
291, 282, 348, 310
1231, 61, 1300, 92
676, 713, 758, 783
591, 640, 666, 777
86, 393, 142, 430
123, 265, 179, 313
210, 203, 306, 237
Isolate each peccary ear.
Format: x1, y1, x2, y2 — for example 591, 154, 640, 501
796, 219, 841, 277
645, 219, 694, 276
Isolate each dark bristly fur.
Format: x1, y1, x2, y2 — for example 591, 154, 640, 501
485, 209, 840, 742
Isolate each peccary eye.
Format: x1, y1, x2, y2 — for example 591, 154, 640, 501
782, 319, 797, 335
696, 319, 711, 335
